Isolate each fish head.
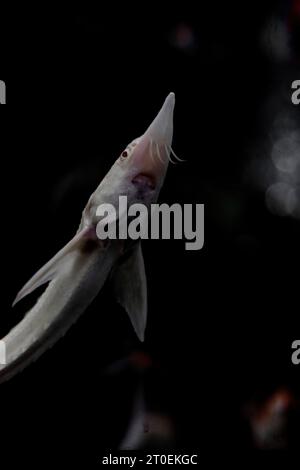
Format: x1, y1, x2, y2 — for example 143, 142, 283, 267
117, 91, 175, 202
101, 92, 175, 206
83, 93, 175, 228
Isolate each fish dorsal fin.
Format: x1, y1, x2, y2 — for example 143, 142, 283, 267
112, 242, 147, 342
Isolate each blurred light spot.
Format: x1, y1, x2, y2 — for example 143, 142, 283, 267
169, 23, 197, 53
265, 182, 299, 217
247, 389, 294, 449
261, 17, 291, 62
120, 385, 174, 450
271, 130, 300, 174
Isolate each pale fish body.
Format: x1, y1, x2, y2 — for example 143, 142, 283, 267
0, 92, 176, 383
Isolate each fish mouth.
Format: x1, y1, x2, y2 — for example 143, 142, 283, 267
132, 173, 156, 190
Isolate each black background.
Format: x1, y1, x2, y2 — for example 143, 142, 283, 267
0, 1, 300, 463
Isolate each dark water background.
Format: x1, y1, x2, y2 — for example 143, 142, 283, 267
0, 1, 300, 462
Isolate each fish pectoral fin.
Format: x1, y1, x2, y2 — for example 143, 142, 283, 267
12, 226, 92, 307
112, 242, 147, 342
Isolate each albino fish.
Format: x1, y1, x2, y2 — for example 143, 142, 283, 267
0, 92, 176, 383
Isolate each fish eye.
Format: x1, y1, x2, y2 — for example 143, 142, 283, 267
120, 147, 131, 161
120, 140, 139, 162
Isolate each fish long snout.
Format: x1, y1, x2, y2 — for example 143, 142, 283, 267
131, 92, 175, 186
144, 92, 175, 146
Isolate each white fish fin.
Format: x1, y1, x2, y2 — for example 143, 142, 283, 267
12, 226, 92, 306
112, 242, 147, 342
